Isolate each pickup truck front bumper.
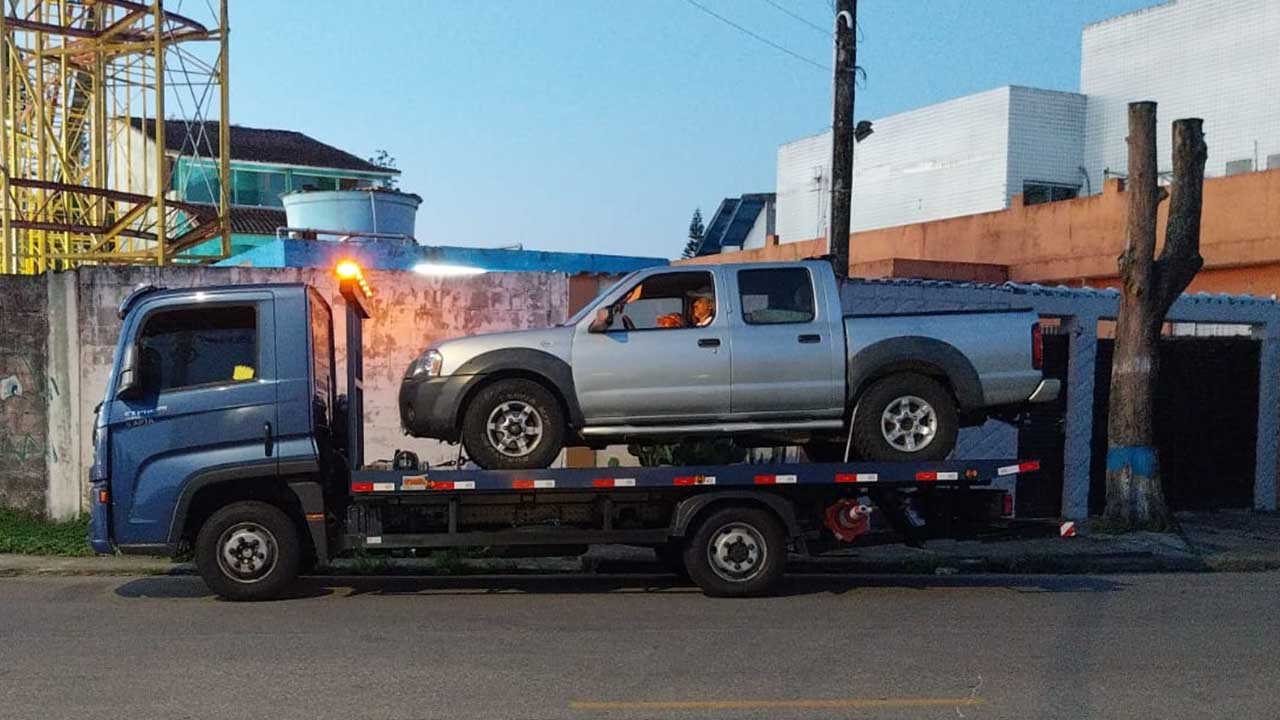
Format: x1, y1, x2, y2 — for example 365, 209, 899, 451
398, 373, 479, 441
1028, 378, 1061, 403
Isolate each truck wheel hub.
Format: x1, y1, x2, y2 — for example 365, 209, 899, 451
708, 523, 766, 582
881, 395, 937, 452
487, 401, 543, 458
217, 523, 277, 583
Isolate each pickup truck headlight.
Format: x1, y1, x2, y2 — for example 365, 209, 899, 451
409, 349, 443, 378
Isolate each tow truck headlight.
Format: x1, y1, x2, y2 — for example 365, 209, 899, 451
410, 350, 443, 378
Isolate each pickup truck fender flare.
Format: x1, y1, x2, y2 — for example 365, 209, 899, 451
669, 491, 801, 539
847, 336, 984, 411
453, 349, 585, 427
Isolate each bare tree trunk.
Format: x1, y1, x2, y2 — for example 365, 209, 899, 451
1104, 102, 1207, 529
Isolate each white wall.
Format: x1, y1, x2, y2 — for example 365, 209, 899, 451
775, 88, 1016, 243
1007, 87, 1088, 197
1082, 0, 1280, 191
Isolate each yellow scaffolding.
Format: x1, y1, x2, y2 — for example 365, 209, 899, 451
0, 0, 230, 275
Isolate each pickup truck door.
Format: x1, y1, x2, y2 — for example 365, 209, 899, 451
729, 265, 844, 417
571, 269, 730, 423
106, 293, 278, 547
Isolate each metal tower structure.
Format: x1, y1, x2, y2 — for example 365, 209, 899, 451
0, 0, 230, 275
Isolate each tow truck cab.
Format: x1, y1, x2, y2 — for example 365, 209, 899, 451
88, 283, 339, 559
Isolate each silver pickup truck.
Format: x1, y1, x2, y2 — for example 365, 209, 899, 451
399, 260, 1059, 469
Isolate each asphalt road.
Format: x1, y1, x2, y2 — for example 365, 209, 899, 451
0, 571, 1276, 720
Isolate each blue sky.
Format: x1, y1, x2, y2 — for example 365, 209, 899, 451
231, 0, 1155, 258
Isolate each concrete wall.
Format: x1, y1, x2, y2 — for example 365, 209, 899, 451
0, 277, 50, 513
2, 266, 572, 518
1081, 0, 1280, 193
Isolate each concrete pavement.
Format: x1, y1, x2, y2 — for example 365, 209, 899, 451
0, 571, 1276, 719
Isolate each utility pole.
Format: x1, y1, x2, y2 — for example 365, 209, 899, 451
828, 0, 856, 281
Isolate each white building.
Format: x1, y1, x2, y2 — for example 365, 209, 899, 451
766, 0, 1279, 248
1081, 0, 1280, 189
775, 87, 1085, 243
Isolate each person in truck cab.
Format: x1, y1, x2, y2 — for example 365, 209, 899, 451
657, 294, 715, 329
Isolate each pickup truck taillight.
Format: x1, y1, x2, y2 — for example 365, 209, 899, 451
1031, 322, 1044, 370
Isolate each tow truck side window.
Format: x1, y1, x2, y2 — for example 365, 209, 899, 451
137, 305, 258, 393
309, 291, 334, 430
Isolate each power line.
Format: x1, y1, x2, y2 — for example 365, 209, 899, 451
680, 0, 830, 72
759, 0, 829, 36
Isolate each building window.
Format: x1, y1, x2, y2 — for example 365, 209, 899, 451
1268, 154, 1280, 171
180, 162, 220, 204
290, 173, 338, 192
1023, 181, 1079, 206
230, 169, 287, 207
1225, 159, 1253, 176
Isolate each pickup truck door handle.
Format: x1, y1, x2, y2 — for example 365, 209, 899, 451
798, 334, 822, 344
697, 338, 721, 348
264, 422, 274, 457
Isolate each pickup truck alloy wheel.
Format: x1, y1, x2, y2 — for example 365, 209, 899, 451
462, 378, 565, 469
486, 400, 544, 458
881, 395, 937, 452
217, 522, 277, 583
851, 373, 958, 462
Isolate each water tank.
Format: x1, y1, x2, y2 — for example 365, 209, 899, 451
281, 188, 422, 239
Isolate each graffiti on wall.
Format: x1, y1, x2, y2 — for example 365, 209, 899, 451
1, 375, 22, 400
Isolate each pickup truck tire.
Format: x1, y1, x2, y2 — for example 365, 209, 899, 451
461, 378, 565, 470
851, 373, 958, 462
194, 501, 301, 602
683, 506, 785, 597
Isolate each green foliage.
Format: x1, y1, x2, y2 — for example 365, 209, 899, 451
367, 149, 400, 189
0, 508, 92, 556
682, 207, 705, 259
628, 438, 746, 467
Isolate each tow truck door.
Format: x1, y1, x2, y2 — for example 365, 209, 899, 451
106, 292, 278, 547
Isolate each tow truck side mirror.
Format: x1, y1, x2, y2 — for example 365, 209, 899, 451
115, 344, 142, 400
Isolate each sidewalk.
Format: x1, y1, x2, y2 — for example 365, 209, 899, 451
2, 511, 1276, 578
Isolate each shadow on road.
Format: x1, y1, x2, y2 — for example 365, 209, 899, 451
112, 571, 1125, 601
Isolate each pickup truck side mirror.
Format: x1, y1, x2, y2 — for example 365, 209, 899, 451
587, 306, 614, 333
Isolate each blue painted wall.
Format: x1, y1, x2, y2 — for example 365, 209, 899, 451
216, 237, 668, 275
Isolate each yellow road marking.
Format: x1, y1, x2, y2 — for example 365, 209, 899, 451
570, 697, 984, 711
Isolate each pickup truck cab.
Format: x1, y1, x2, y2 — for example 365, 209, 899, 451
400, 260, 1059, 469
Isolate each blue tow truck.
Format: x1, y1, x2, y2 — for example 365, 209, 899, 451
88, 262, 1042, 600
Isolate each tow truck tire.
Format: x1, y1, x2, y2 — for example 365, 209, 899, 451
851, 373, 958, 463
195, 501, 301, 602
461, 379, 565, 470
683, 506, 786, 597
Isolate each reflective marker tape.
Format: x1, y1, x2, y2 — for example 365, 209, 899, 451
373, 482, 396, 492
366, 536, 382, 545
593, 478, 637, 488
513, 479, 555, 490
998, 460, 1042, 476
1060, 521, 1077, 538
351, 482, 373, 493
674, 475, 716, 486
916, 471, 957, 481
836, 473, 878, 483
453, 480, 476, 490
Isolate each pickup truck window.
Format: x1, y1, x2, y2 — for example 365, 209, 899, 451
137, 305, 258, 393
608, 271, 715, 331
738, 267, 815, 325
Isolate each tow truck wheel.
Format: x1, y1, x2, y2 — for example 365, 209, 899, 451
683, 506, 785, 597
195, 501, 301, 601
461, 378, 565, 470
